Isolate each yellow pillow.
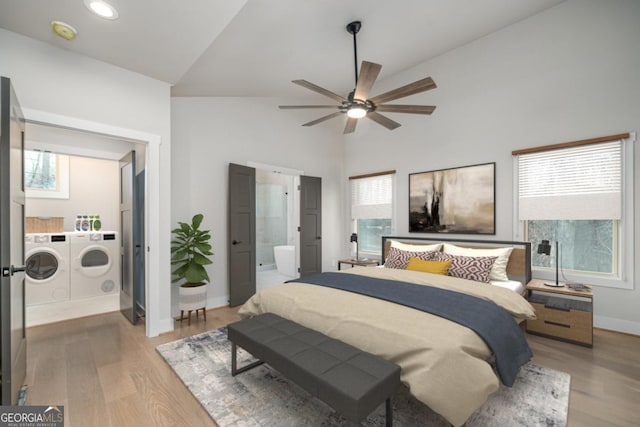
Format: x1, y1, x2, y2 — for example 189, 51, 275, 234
406, 257, 452, 275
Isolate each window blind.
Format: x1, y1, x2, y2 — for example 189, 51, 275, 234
351, 173, 393, 219
518, 140, 622, 220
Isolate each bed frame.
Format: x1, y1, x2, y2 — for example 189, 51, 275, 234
381, 236, 531, 286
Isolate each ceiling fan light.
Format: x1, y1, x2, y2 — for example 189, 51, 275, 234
347, 106, 367, 119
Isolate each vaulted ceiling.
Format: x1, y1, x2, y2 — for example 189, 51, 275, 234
0, 0, 565, 98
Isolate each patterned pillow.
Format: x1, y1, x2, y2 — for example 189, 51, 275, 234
434, 252, 498, 283
442, 243, 513, 281
384, 247, 436, 269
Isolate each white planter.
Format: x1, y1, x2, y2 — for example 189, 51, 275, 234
179, 283, 207, 312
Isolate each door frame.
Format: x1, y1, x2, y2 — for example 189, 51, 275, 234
21, 108, 164, 337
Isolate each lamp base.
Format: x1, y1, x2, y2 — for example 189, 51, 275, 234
543, 282, 564, 288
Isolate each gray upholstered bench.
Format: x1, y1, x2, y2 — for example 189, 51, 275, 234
227, 313, 401, 426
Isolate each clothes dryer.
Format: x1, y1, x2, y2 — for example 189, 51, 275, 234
25, 233, 70, 305
69, 231, 120, 299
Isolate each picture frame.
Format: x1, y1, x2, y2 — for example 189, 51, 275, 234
409, 162, 495, 234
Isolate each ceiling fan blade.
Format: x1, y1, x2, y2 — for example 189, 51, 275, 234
375, 105, 436, 115
292, 80, 347, 103
302, 111, 344, 127
343, 117, 358, 134
279, 105, 340, 109
366, 112, 401, 130
369, 77, 436, 105
353, 61, 382, 101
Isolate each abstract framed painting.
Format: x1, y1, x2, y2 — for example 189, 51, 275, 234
409, 162, 495, 234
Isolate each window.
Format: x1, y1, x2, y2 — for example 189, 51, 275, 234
25, 150, 70, 199
514, 134, 634, 289
527, 220, 616, 275
350, 171, 395, 257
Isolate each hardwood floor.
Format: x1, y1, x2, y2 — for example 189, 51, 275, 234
25, 307, 639, 426
25, 307, 241, 427
528, 329, 640, 427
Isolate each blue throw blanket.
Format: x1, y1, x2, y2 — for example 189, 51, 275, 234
291, 272, 531, 386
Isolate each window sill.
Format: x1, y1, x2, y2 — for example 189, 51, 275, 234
532, 268, 633, 290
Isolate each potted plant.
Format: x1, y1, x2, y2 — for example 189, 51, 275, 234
171, 214, 213, 323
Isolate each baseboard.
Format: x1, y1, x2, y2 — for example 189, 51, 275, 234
207, 295, 230, 310
594, 315, 640, 336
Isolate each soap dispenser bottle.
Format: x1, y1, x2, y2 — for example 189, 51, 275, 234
93, 215, 102, 231
81, 215, 90, 231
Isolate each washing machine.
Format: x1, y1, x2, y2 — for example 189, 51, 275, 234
69, 231, 120, 300
25, 233, 70, 305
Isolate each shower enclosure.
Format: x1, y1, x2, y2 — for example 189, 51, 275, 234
256, 180, 288, 269
254, 165, 300, 288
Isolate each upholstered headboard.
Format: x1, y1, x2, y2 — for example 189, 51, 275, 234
381, 236, 531, 285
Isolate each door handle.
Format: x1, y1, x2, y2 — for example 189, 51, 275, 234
232, 240, 242, 245
316, 236, 322, 240
2, 265, 25, 277
11, 265, 26, 274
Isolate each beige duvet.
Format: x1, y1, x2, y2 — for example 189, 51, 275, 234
239, 267, 536, 426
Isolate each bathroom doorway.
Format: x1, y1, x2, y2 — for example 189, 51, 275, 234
252, 164, 301, 290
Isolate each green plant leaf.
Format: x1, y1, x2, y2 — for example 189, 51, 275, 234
195, 242, 212, 253
184, 263, 209, 283
193, 252, 213, 265
192, 214, 203, 230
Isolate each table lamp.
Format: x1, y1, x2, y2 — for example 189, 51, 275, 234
537, 239, 561, 287
350, 233, 359, 261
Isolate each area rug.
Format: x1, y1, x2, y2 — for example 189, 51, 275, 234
157, 328, 570, 426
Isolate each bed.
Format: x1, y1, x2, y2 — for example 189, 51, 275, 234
239, 237, 535, 426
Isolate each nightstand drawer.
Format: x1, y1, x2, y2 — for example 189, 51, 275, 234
527, 302, 593, 345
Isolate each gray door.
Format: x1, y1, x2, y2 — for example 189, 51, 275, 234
134, 170, 145, 317
228, 163, 255, 306
299, 175, 322, 277
0, 77, 27, 404
119, 151, 138, 324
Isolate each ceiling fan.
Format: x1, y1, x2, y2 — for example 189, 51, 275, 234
279, 21, 437, 134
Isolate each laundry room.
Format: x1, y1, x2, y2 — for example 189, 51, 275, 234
24, 149, 121, 327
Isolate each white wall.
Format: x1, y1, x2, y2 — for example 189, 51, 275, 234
171, 97, 344, 312
26, 156, 119, 232
344, 0, 640, 333
0, 28, 173, 335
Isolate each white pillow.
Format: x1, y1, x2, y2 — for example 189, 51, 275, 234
391, 240, 442, 252
442, 243, 513, 281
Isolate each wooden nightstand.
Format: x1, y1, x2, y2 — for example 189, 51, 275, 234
526, 279, 593, 347
338, 259, 380, 270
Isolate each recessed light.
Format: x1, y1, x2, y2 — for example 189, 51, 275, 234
84, 0, 119, 20
51, 21, 78, 41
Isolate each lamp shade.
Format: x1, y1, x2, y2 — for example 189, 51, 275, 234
537, 239, 551, 255
350, 233, 358, 243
